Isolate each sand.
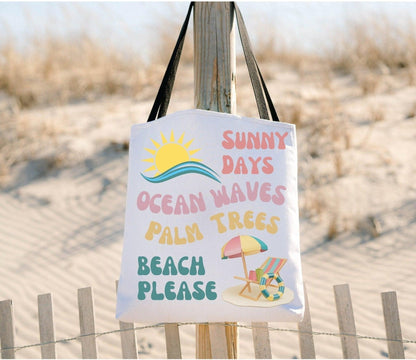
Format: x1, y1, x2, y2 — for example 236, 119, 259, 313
0, 63, 415, 358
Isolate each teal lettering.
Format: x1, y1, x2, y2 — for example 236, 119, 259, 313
138, 257, 150, 275
163, 256, 178, 275
137, 281, 150, 300
151, 281, 164, 300
150, 256, 162, 275
192, 281, 205, 300
178, 256, 189, 275
206, 281, 217, 300
190, 256, 205, 275
165, 281, 176, 300
177, 281, 192, 300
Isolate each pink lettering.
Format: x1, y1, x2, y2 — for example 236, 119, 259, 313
210, 186, 231, 208
137, 191, 150, 210
272, 185, 286, 205
222, 155, 233, 174
246, 181, 259, 201
262, 157, 274, 174
235, 157, 248, 174
161, 195, 173, 214
230, 183, 247, 203
259, 183, 272, 202
247, 132, 260, 149
248, 157, 261, 174
275, 132, 288, 150
235, 132, 246, 149
222, 130, 234, 149
174, 195, 190, 215
150, 194, 161, 213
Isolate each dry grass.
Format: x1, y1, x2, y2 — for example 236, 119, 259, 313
1, 7, 415, 108
0, 5, 197, 111
327, 215, 339, 240
252, 22, 317, 72
0, 35, 148, 108
1, 5, 415, 191
369, 106, 386, 123
354, 71, 380, 95
406, 102, 416, 119
279, 102, 304, 128
148, 5, 193, 66
325, 13, 416, 74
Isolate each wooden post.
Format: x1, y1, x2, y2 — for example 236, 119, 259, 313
252, 322, 272, 359
381, 291, 405, 359
334, 284, 360, 359
298, 285, 316, 359
194, 2, 237, 359
78, 287, 98, 359
38, 294, 56, 359
0, 300, 15, 359
194, 2, 236, 114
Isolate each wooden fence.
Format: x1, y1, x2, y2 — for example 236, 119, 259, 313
0, 283, 408, 359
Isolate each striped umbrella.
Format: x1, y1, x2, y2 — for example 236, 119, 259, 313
221, 235, 268, 282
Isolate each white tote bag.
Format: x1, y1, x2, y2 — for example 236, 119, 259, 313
116, 3, 304, 323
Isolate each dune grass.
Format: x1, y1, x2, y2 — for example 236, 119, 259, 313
0, 5, 415, 195
0, 6, 415, 108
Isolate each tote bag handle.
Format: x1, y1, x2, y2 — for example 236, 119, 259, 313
148, 2, 280, 122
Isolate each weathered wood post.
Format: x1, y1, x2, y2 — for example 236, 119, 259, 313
194, 2, 237, 359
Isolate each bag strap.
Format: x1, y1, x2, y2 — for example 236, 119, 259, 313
147, 2, 194, 122
147, 2, 279, 122
233, 3, 280, 122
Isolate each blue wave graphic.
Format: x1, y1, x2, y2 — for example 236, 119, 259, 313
141, 161, 221, 183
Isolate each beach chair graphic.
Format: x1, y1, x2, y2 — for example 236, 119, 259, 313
234, 257, 287, 301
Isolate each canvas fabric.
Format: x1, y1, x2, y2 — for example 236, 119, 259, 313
116, 2, 304, 323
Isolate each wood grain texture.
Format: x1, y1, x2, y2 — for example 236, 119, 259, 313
194, 3, 237, 358
334, 284, 360, 359
118, 319, 137, 359
38, 293, 56, 359
194, 2, 236, 114
298, 285, 316, 359
0, 300, 15, 359
252, 322, 272, 359
225, 323, 238, 359
196, 324, 212, 359
78, 287, 98, 359
208, 323, 228, 359
165, 323, 182, 359
381, 291, 405, 359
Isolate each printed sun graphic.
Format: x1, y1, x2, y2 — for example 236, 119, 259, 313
140, 130, 220, 183
143, 131, 201, 176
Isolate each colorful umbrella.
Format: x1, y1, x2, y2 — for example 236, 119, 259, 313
221, 235, 268, 286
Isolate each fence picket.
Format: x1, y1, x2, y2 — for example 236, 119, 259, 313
78, 287, 98, 359
298, 286, 316, 359
165, 323, 182, 359
118, 320, 137, 359
1, 283, 412, 359
38, 294, 56, 359
381, 291, 405, 359
0, 300, 15, 359
334, 284, 360, 359
208, 323, 228, 359
115, 281, 137, 359
225, 322, 238, 359
196, 324, 212, 359
252, 322, 272, 359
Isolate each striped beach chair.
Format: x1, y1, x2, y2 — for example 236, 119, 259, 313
234, 257, 287, 301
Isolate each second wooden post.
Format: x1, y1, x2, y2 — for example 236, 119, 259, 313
194, 2, 237, 359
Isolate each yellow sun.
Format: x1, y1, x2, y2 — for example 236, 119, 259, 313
143, 131, 201, 175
